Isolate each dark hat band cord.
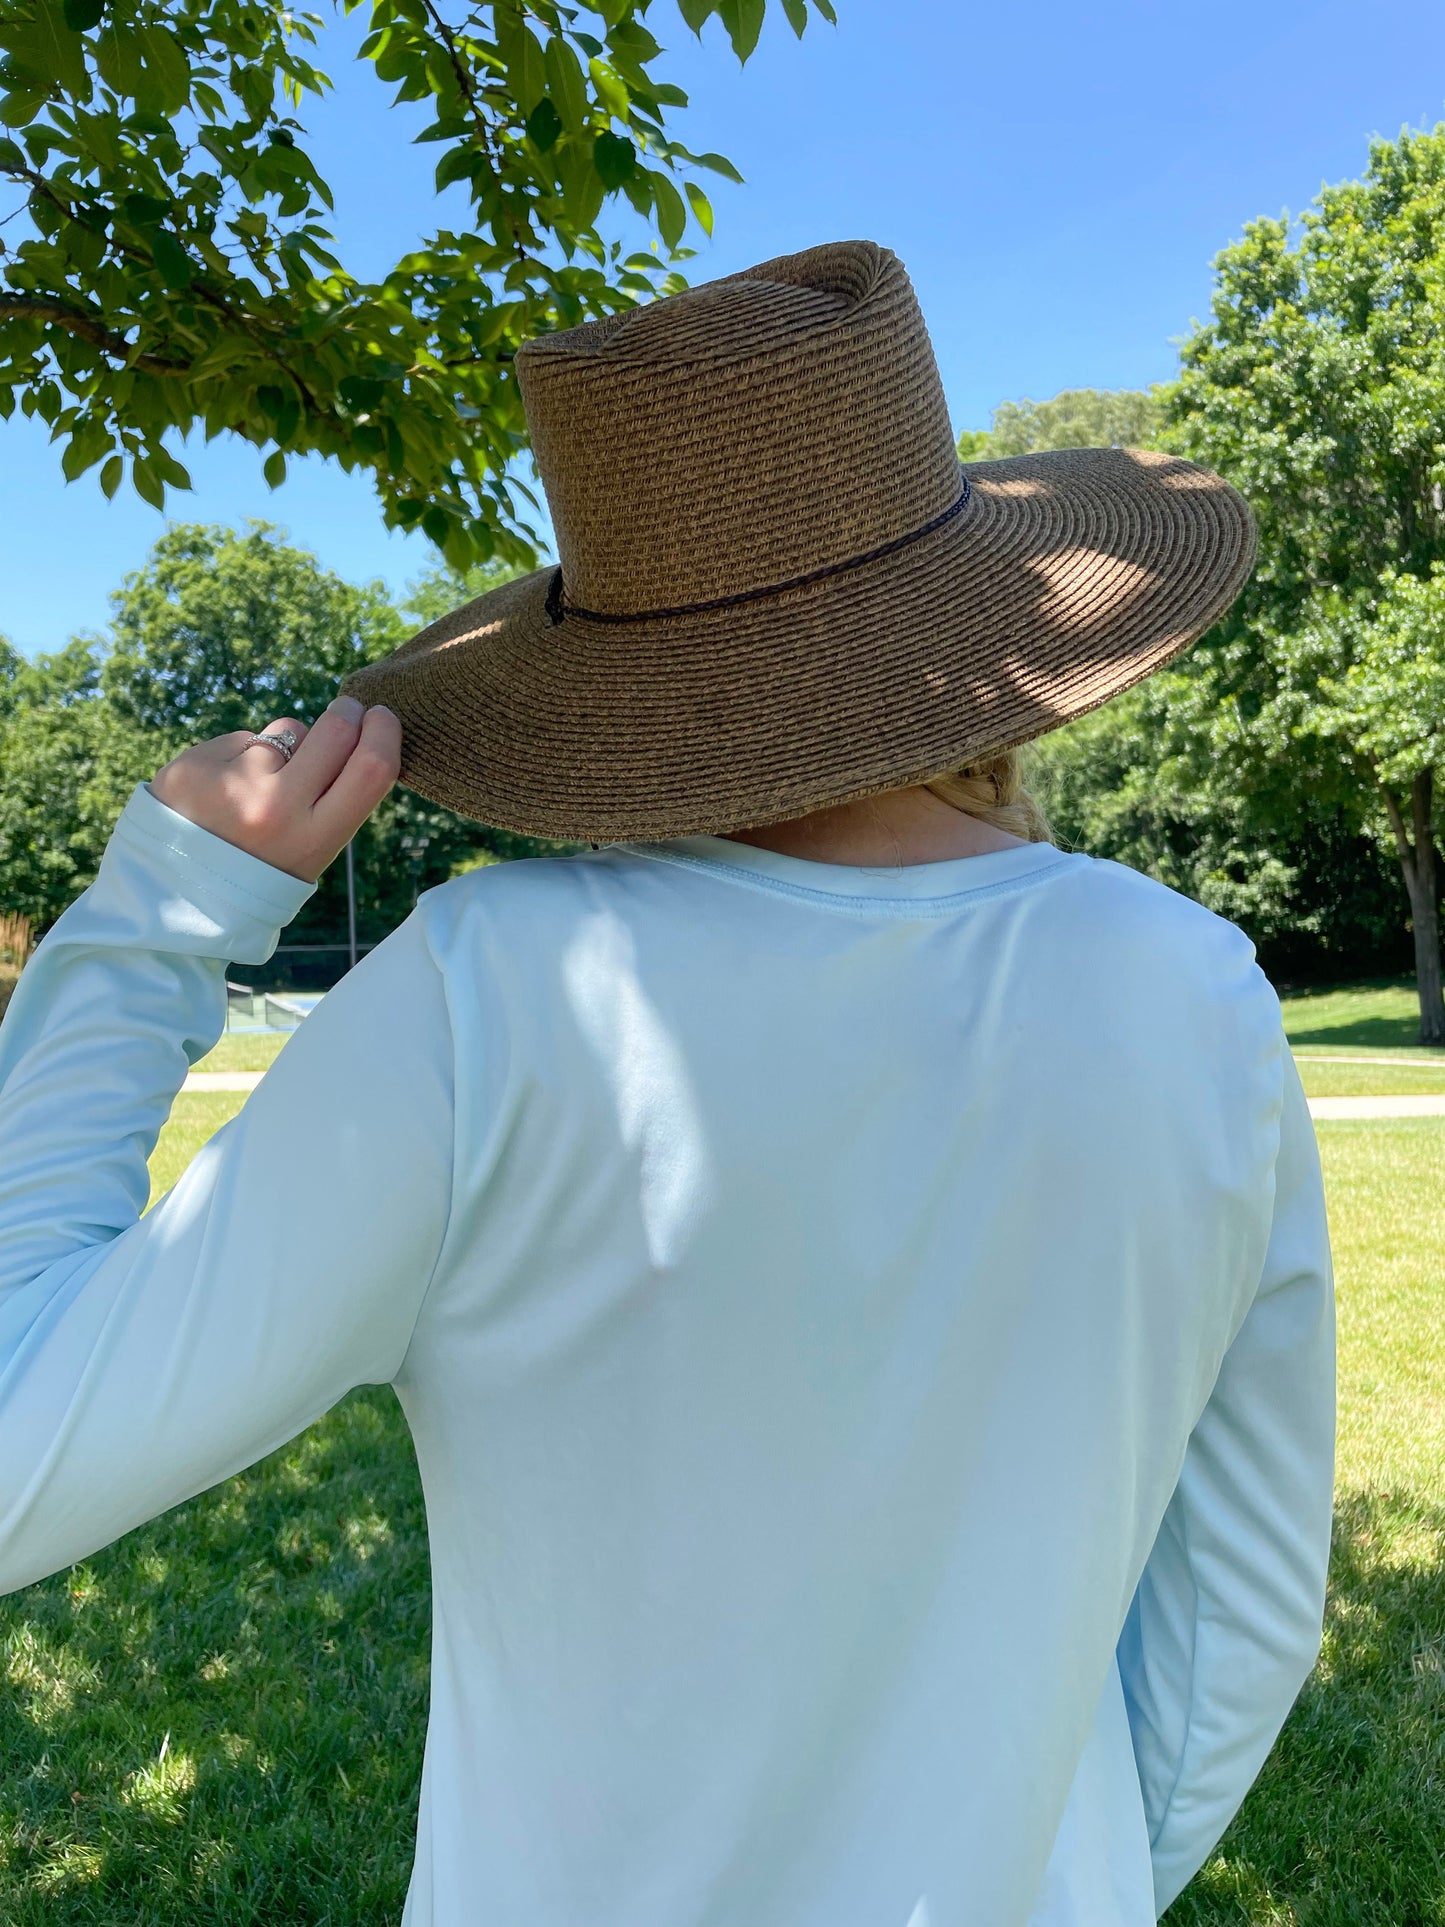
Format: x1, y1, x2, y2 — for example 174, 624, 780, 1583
544, 475, 973, 628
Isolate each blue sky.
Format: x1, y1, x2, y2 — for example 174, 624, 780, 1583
6, 0, 1445, 657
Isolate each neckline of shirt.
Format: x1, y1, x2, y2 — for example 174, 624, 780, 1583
614, 831, 1082, 910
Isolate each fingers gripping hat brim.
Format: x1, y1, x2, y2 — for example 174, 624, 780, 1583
341, 445, 1255, 844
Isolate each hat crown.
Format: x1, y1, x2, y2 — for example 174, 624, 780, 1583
516, 241, 963, 615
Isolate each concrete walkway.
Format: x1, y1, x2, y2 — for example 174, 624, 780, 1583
1308, 1094, 1445, 1120
1293, 1053, 1445, 1069
184, 1071, 264, 1092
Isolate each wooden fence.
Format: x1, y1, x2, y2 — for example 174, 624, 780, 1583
0, 910, 32, 963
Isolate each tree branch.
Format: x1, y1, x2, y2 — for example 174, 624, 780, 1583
0, 295, 188, 375
417, 0, 531, 271
3, 160, 324, 416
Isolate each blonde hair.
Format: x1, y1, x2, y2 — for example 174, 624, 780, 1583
922, 742, 1055, 844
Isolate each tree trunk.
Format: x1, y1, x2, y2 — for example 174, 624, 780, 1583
1381, 768, 1445, 1047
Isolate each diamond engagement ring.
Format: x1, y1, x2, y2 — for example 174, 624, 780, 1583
246, 728, 299, 764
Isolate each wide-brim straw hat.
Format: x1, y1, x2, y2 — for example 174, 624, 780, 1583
341, 239, 1256, 842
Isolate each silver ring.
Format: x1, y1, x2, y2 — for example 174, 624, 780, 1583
246, 728, 298, 765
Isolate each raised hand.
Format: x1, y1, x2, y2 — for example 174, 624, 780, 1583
147, 695, 403, 884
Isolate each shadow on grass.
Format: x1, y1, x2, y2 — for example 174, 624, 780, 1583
7, 1419, 1445, 1926
1167, 1487, 1445, 1926
1290, 1015, 1441, 1055
1280, 977, 1440, 1056
0, 1388, 430, 1926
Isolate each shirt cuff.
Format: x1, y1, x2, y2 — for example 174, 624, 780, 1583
103, 782, 318, 963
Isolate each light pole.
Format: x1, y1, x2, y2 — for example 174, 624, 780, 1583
345, 837, 358, 973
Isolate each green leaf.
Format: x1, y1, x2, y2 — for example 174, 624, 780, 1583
543, 35, 588, 133
131, 453, 164, 509
93, 25, 141, 97
718, 0, 764, 60
0, 135, 25, 167
558, 140, 605, 229
77, 107, 120, 166
60, 417, 111, 481
495, 11, 547, 113
433, 141, 482, 192
121, 191, 169, 226
812, 0, 837, 21
134, 26, 189, 116
150, 229, 192, 289
255, 381, 301, 440
525, 95, 562, 152
99, 451, 123, 499
610, 21, 663, 60
264, 449, 287, 489
594, 0, 631, 25
339, 373, 386, 410
684, 178, 713, 236
592, 129, 635, 189
62, 0, 107, 29
780, 0, 807, 33
652, 171, 686, 249
151, 445, 191, 489
5, 11, 88, 95
412, 113, 468, 143
59, 214, 106, 272
587, 57, 629, 120
0, 89, 47, 128
676, 0, 716, 31
695, 149, 743, 183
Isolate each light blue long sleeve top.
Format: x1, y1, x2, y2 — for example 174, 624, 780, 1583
0, 781, 1335, 1927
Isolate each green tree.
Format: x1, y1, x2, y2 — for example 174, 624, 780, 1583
0, 632, 21, 719
957, 382, 1412, 990
1164, 124, 1445, 1042
0, 524, 576, 948
0, 637, 134, 928
101, 518, 407, 743
400, 554, 524, 629
1038, 673, 1409, 983
0, 0, 832, 571
956, 386, 1161, 461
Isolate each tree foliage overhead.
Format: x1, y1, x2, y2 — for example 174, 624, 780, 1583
0, 0, 833, 569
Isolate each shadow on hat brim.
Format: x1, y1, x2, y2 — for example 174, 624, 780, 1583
340, 446, 1255, 843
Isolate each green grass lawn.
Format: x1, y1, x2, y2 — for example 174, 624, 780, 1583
145, 1095, 250, 1197
1279, 974, 1445, 1059
2, 996, 1443, 1922
1169, 1117, 1445, 1925
1295, 1057, 1445, 1098
191, 1031, 292, 1077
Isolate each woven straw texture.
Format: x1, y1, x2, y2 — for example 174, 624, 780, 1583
341, 240, 1256, 842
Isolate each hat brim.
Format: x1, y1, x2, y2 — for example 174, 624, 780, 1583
341, 446, 1254, 842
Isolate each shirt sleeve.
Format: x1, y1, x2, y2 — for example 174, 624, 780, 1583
0, 782, 455, 1596
1117, 1038, 1336, 1917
